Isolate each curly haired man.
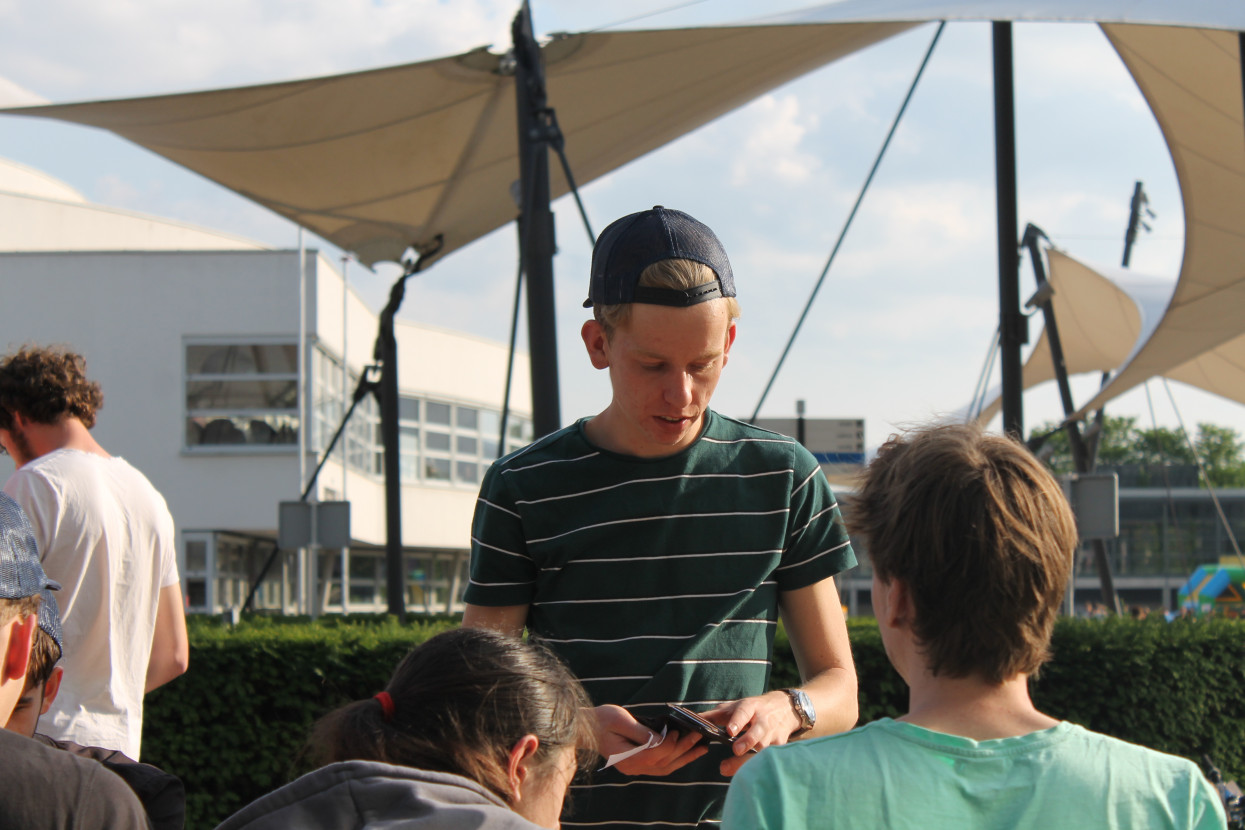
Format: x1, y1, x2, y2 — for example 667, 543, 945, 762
0, 345, 187, 759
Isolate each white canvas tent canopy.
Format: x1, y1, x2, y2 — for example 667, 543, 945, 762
1, 1, 1243, 418
0, 21, 916, 267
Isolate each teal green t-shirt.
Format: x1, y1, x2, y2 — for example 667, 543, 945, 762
723, 719, 1227, 830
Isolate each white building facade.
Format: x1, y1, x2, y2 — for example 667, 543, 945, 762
0, 158, 532, 616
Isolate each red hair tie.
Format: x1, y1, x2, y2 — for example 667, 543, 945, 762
374, 691, 395, 722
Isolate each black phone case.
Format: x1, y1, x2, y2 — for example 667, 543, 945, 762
665, 704, 736, 745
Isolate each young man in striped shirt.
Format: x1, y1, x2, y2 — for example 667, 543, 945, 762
463, 206, 859, 829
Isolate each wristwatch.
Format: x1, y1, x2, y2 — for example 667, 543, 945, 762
782, 688, 816, 738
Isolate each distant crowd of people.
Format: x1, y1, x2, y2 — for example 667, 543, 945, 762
0, 206, 1227, 829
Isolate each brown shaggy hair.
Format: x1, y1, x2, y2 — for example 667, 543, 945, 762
24, 625, 61, 689
0, 346, 104, 430
594, 258, 741, 339
848, 423, 1076, 684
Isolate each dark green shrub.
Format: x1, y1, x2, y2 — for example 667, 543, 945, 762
142, 614, 457, 829
1033, 617, 1245, 780
147, 615, 1243, 829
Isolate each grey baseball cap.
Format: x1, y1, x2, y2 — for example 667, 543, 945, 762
0, 492, 60, 601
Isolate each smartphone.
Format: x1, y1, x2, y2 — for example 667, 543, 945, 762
665, 704, 736, 746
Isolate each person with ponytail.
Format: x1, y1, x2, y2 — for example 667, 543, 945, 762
215, 628, 595, 830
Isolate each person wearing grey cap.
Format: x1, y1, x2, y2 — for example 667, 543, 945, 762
4, 584, 187, 830
463, 207, 859, 829
0, 491, 149, 830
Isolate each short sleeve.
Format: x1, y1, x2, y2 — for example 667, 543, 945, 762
156, 501, 179, 588
3, 467, 59, 563
776, 447, 856, 592
463, 464, 538, 606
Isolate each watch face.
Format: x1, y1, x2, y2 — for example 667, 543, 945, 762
789, 689, 815, 729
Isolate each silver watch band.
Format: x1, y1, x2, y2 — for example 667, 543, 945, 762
782, 688, 815, 737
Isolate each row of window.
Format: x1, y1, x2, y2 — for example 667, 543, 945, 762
184, 341, 532, 487
183, 533, 469, 614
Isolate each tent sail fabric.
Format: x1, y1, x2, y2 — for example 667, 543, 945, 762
971, 249, 1173, 425
1072, 23, 1245, 418
974, 247, 1245, 426
975, 24, 1245, 425
0, 21, 915, 267
779, 0, 1245, 423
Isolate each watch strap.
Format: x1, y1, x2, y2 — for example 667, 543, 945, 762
782, 688, 815, 737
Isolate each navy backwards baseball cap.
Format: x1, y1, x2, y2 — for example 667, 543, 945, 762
584, 206, 736, 308
0, 492, 60, 601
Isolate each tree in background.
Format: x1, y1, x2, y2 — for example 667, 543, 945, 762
1030, 416, 1245, 488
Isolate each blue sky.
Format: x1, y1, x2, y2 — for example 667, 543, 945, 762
1, 0, 1238, 452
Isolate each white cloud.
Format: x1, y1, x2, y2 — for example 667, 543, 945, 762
730, 94, 821, 186
834, 293, 998, 345
1015, 23, 1145, 112
0, 0, 519, 99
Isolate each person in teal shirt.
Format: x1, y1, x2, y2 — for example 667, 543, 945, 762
723, 423, 1226, 830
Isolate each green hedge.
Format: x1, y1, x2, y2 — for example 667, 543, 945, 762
143, 615, 459, 829
145, 616, 1245, 830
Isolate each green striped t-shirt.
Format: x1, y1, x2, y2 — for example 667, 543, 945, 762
465, 410, 856, 829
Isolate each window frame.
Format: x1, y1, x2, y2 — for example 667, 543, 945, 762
183, 337, 301, 454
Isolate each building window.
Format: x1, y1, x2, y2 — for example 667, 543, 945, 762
389, 395, 532, 487
185, 342, 299, 449
312, 347, 381, 477
313, 350, 345, 459
183, 536, 210, 612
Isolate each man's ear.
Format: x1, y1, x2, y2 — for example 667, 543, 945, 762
581, 320, 611, 370
1, 616, 36, 684
722, 320, 737, 366
507, 733, 541, 805
40, 666, 64, 714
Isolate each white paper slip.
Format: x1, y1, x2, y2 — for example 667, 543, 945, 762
600, 725, 667, 770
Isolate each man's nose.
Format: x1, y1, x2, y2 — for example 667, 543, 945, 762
665, 372, 693, 407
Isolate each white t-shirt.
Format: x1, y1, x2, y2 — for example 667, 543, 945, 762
4, 448, 178, 759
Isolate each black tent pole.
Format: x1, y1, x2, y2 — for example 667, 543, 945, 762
513, 1, 561, 438
375, 236, 440, 620
994, 22, 1025, 439
1022, 225, 1121, 613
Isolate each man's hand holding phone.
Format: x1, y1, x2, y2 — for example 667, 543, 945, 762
593, 704, 708, 776
700, 691, 803, 776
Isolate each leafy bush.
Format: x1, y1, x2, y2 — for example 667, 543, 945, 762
148, 615, 1244, 829
142, 614, 457, 829
1032, 617, 1245, 779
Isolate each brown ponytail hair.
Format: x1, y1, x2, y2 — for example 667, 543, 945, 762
307, 628, 594, 802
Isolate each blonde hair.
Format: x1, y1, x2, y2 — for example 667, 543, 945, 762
594, 259, 741, 339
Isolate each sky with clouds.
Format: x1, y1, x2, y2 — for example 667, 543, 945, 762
0, 0, 1239, 453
